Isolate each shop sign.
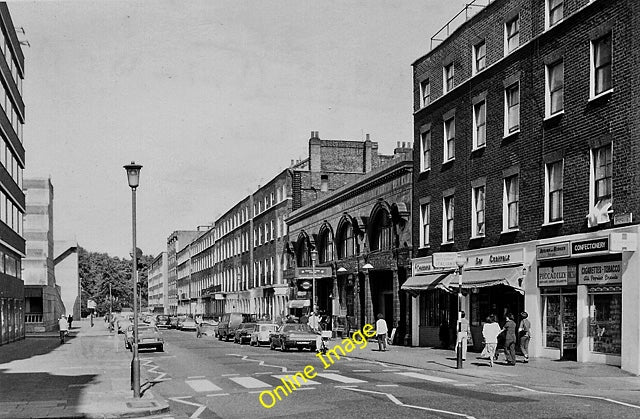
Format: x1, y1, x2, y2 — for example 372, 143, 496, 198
578, 261, 622, 285
300, 280, 312, 290
469, 248, 524, 268
413, 257, 436, 274
538, 266, 576, 286
536, 242, 570, 260
295, 267, 332, 278
296, 291, 308, 298
274, 287, 288, 296
571, 238, 609, 255
432, 252, 459, 269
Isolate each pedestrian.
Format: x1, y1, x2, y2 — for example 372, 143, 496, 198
519, 311, 531, 363
67, 314, 73, 329
375, 313, 388, 352
482, 314, 501, 367
308, 312, 319, 331
90, 312, 94, 327
195, 315, 202, 338
455, 311, 471, 361
501, 313, 517, 365
58, 315, 69, 344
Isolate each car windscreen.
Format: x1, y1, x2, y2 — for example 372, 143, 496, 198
260, 325, 277, 331
281, 324, 313, 333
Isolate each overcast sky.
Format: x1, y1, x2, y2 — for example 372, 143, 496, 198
10, 0, 467, 258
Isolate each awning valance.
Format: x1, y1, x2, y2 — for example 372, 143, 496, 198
444, 265, 524, 294
288, 299, 310, 309
401, 272, 454, 295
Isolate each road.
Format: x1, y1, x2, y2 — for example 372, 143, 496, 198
138, 329, 640, 419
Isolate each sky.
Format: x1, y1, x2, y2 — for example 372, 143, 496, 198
9, 0, 468, 258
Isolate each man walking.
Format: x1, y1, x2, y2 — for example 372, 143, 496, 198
455, 311, 471, 361
501, 313, 517, 365
58, 315, 69, 344
376, 313, 388, 352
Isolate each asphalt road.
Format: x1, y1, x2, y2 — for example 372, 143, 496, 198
140, 329, 640, 419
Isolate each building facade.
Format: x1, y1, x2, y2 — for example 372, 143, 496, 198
409, 0, 640, 374
53, 240, 79, 321
22, 178, 64, 332
148, 252, 168, 314
190, 226, 216, 316
0, 2, 25, 346
166, 230, 201, 315
286, 143, 413, 340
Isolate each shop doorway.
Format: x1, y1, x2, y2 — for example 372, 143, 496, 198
560, 294, 577, 361
542, 288, 577, 361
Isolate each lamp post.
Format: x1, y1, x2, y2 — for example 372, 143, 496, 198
310, 250, 318, 314
455, 253, 467, 370
124, 161, 142, 398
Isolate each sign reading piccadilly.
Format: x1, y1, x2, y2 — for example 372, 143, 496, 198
578, 261, 622, 285
572, 238, 609, 255
538, 265, 576, 286
536, 242, 570, 260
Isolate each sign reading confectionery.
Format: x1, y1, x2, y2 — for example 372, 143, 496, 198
571, 238, 609, 255
538, 265, 576, 286
578, 261, 622, 285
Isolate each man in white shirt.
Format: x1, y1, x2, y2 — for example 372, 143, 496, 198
58, 315, 69, 344
375, 313, 388, 351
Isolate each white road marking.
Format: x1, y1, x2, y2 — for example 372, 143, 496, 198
396, 371, 456, 383
376, 384, 399, 387
352, 369, 371, 372
229, 376, 271, 388
168, 397, 208, 419
185, 379, 222, 392
272, 375, 320, 386
187, 376, 205, 379
510, 385, 640, 410
228, 354, 288, 372
383, 369, 400, 372
316, 373, 367, 384
342, 387, 476, 418
206, 393, 230, 397
221, 373, 239, 377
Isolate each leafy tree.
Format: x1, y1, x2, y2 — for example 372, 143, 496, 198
79, 246, 155, 316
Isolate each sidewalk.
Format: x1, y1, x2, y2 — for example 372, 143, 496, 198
327, 337, 640, 396
0, 319, 169, 418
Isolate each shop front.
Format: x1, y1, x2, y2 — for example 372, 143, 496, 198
535, 234, 630, 366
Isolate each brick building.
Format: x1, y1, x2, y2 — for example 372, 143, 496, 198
166, 230, 201, 315
148, 252, 168, 314
408, 0, 640, 374
0, 3, 25, 346
286, 142, 413, 340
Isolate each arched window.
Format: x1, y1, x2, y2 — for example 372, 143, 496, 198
370, 208, 392, 251
318, 227, 334, 263
297, 235, 310, 267
337, 222, 355, 259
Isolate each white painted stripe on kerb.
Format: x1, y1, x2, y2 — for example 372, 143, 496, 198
185, 379, 222, 392
229, 376, 271, 388
396, 371, 456, 383
272, 375, 320, 386
316, 373, 367, 384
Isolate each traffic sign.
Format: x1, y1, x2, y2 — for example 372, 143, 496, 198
432, 252, 459, 269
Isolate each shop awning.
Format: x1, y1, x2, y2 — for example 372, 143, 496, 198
401, 272, 454, 295
447, 266, 524, 294
288, 299, 310, 309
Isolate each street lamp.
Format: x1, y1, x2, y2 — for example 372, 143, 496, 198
310, 250, 318, 314
124, 161, 142, 398
455, 253, 467, 370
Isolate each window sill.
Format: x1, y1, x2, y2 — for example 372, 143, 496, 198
419, 245, 430, 250
442, 158, 455, 165
470, 235, 485, 240
503, 129, 520, 140
441, 241, 454, 246
542, 220, 564, 227
420, 168, 431, 174
500, 228, 519, 234
589, 89, 613, 103
472, 144, 486, 152
544, 111, 564, 122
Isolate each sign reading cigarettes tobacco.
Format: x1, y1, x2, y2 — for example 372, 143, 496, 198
578, 261, 622, 285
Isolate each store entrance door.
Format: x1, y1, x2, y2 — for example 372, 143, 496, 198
560, 294, 577, 361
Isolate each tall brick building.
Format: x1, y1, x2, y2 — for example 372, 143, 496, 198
408, 0, 640, 374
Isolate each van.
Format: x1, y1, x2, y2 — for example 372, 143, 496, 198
217, 313, 251, 341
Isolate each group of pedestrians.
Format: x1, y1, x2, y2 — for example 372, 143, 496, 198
481, 311, 531, 367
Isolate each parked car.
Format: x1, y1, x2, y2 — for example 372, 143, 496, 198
233, 322, 257, 344
116, 315, 132, 334
249, 323, 279, 346
197, 320, 218, 337
217, 313, 252, 341
169, 316, 180, 329
270, 323, 319, 352
179, 316, 197, 331
155, 315, 171, 329
124, 324, 164, 352
175, 316, 187, 329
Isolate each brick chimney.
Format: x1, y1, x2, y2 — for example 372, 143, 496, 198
364, 133, 372, 173
309, 130, 321, 172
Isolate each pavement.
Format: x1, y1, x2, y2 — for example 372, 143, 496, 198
326, 335, 640, 398
0, 319, 169, 418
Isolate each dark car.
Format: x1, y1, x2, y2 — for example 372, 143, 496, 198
155, 315, 171, 329
233, 322, 257, 344
270, 323, 319, 352
217, 313, 252, 341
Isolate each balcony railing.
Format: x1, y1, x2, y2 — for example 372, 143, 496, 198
25, 313, 43, 323
430, 0, 493, 50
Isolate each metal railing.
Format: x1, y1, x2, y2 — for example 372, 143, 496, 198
430, 0, 494, 50
25, 313, 43, 323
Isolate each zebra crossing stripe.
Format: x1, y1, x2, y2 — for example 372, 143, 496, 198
272, 375, 320, 386
316, 373, 367, 384
395, 371, 456, 383
185, 379, 222, 392
229, 376, 271, 388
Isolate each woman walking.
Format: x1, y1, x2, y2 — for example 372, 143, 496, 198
482, 315, 501, 367
519, 312, 531, 363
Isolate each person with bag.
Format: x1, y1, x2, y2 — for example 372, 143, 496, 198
58, 314, 69, 344
519, 311, 531, 363
375, 313, 388, 352
455, 311, 471, 361
482, 315, 501, 367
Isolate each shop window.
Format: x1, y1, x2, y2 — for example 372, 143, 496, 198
588, 291, 621, 354
543, 294, 561, 349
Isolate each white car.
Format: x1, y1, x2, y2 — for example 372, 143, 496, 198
249, 323, 279, 346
